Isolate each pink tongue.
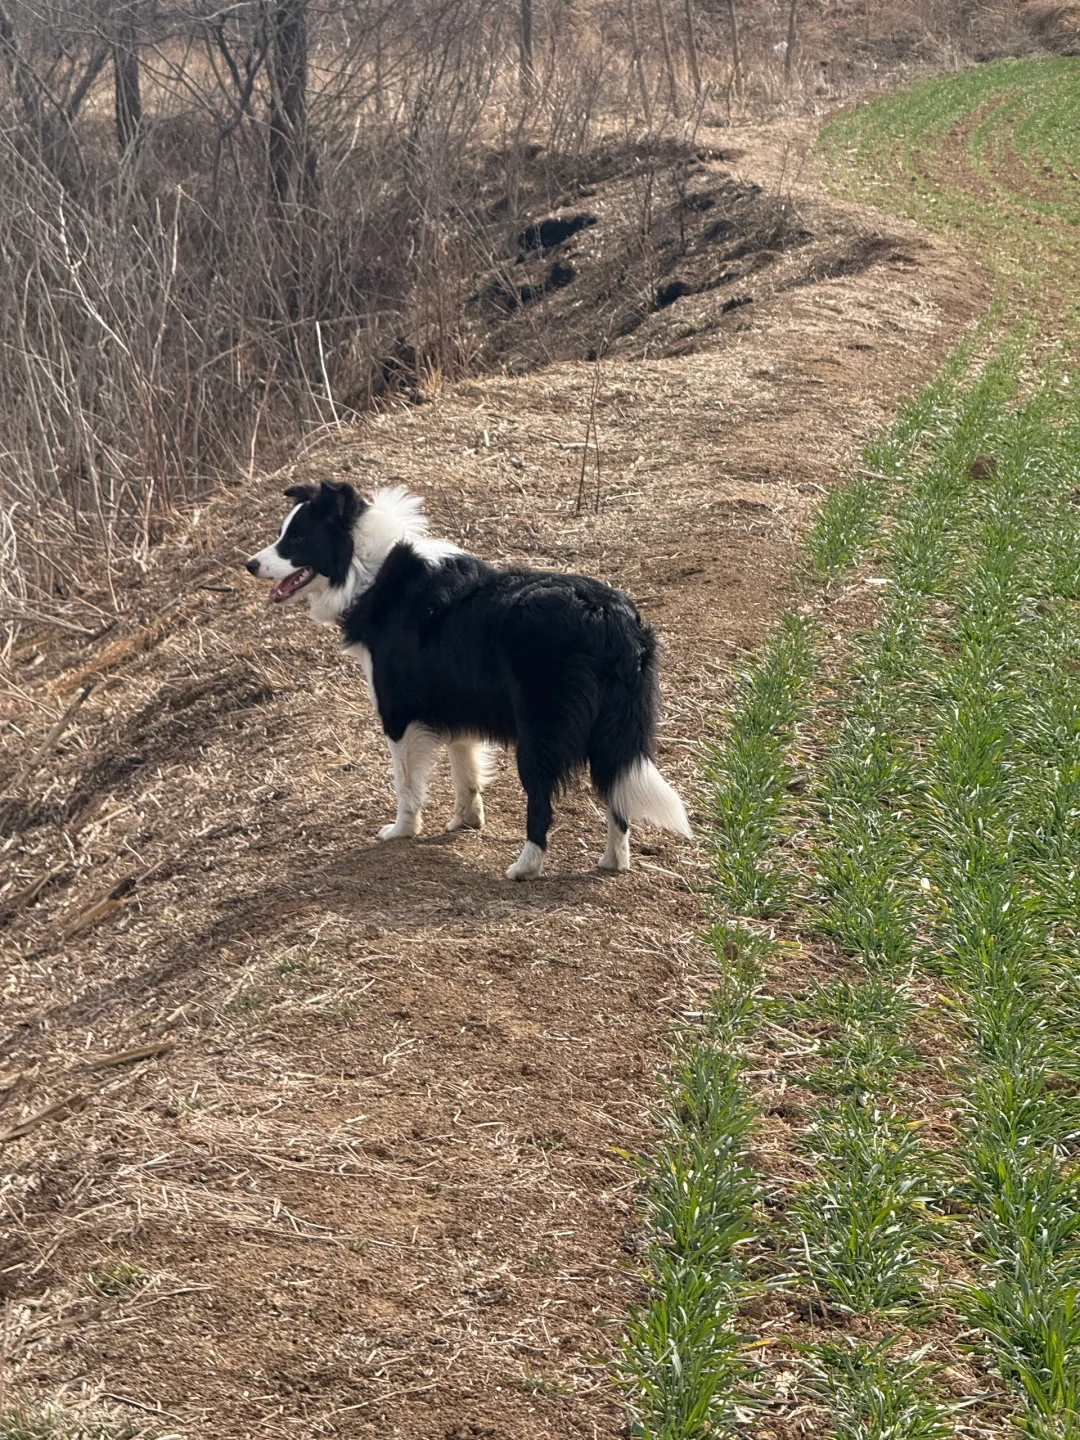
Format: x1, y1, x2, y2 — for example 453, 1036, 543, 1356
269, 568, 313, 603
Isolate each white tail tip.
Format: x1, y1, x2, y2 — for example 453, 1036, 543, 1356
609, 759, 692, 838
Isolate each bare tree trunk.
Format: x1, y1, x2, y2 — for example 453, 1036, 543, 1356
784, 0, 798, 86
726, 0, 742, 101
627, 0, 653, 128
114, 12, 143, 152
655, 0, 679, 115
67, 46, 109, 121
268, 0, 313, 208
683, 0, 702, 101
267, 0, 315, 382
520, 0, 535, 93
726, 0, 743, 99
374, 26, 384, 115
0, 1, 64, 175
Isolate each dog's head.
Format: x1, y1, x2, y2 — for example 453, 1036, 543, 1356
246, 480, 367, 605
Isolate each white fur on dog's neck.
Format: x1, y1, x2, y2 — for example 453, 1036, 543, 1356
306, 485, 459, 626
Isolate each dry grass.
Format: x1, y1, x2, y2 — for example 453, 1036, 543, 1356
1020, 0, 1080, 50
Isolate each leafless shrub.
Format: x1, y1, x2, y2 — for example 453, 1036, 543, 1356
1019, 0, 1080, 51
0, 0, 1015, 645
0, 0, 557, 638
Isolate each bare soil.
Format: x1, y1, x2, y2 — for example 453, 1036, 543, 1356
0, 122, 989, 1439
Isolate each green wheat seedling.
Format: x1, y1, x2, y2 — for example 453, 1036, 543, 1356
964, 1156, 1080, 1270
805, 1336, 964, 1440
748, 376, 994, 1341
807, 363, 975, 579
790, 1102, 940, 1315
624, 603, 815, 1430
814, 809, 916, 975
795, 65, 1080, 1431
799, 978, 919, 1098
644, 335, 1080, 1432
770, 978, 919, 1100
620, 924, 768, 1437
961, 1267, 1080, 1430
621, 1267, 754, 1440
792, 356, 1079, 1365
702, 613, 816, 915
806, 977, 916, 1032
895, 369, 1080, 1427
806, 1026, 918, 1099
87, 1259, 148, 1297
808, 477, 887, 576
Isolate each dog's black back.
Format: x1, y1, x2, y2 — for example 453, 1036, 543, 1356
343, 544, 659, 810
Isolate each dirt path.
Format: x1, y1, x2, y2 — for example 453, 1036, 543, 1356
1, 125, 988, 1439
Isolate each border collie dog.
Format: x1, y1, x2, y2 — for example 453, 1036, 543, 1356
246, 481, 690, 880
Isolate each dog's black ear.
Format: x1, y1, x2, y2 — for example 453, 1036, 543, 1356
317, 479, 363, 524
284, 483, 318, 503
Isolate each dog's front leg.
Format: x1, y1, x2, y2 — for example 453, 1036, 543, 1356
379, 724, 438, 840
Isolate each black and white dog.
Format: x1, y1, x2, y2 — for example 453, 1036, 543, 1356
246, 481, 690, 880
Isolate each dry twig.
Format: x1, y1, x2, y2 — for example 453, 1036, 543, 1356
0, 1091, 87, 1147
0, 683, 92, 800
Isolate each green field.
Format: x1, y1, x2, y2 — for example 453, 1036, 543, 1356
819, 56, 1080, 320
622, 59, 1080, 1440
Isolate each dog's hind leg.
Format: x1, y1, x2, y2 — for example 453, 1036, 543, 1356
379, 724, 439, 840
446, 740, 487, 832
598, 807, 631, 873
506, 739, 554, 881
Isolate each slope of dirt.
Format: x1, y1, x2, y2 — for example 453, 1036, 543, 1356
0, 127, 989, 1439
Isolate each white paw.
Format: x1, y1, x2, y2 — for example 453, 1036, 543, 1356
506, 841, 545, 881
598, 851, 631, 873
446, 800, 484, 832
599, 822, 631, 872
378, 818, 421, 841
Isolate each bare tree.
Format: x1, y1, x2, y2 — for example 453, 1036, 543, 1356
268, 0, 313, 207
725, 0, 742, 101
204, 5, 271, 164
66, 40, 109, 120
655, 0, 678, 115
683, 0, 701, 101
0, 0, 747, 644
784, 0, 798, 86
113, 5, 142, 152
520, 0, 534, 93
627, 0, 652, 126
0, 1, 71, 176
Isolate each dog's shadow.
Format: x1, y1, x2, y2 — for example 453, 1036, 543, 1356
287, 825, 612, 920
9, 829, 619, 1052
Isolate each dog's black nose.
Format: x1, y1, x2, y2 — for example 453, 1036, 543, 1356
245, 557, 261, 576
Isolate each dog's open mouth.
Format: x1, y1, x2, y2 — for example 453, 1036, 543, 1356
269, 568, 315, 603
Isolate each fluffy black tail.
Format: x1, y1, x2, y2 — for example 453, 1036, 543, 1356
589, 623, 691, 836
